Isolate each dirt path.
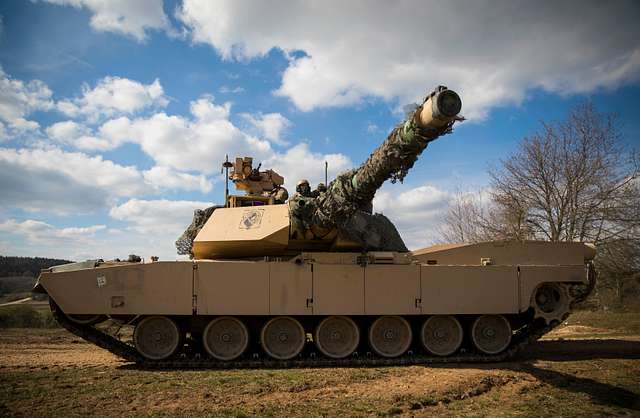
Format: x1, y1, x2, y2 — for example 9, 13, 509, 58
0, 298, 32, 307
1, 323, 639, 417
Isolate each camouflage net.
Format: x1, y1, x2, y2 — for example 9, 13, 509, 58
175, 205, 220, 257
311, 107, 454, 229
340, 211, 408, 252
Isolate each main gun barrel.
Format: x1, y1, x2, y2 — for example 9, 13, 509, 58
313, 86, 462, 228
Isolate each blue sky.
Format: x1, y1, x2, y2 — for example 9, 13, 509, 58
0, 0, 639, 260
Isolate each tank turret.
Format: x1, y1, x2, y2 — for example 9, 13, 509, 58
189, 86, 462, 258
175, 156, 288, 257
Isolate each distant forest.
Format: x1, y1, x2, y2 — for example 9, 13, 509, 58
0, 256, 72, 278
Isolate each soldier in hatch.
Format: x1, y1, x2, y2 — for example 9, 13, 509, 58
311, 182, 327, 198
294, 179, 312, 199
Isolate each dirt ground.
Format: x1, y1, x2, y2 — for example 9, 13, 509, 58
1, 312, 639, 417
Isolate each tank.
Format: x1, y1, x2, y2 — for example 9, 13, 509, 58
34, 86, 596, 367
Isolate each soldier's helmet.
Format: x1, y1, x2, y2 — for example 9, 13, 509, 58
296, 179, 310, 194
317, 182, 327, 192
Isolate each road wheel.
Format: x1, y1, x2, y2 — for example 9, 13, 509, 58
471, 314, 512, 354
368, 315, 412, 358
260, 316, 306, 360
421, 315, 463, 356
133, 316, 181, 360
315, 316, 360, 359
203, 316, 249, 361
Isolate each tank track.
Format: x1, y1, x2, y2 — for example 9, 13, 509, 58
50, 279, 592, 369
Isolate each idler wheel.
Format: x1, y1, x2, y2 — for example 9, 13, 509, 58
133, 316, 181, 360
421, 315, 463, 356
67, 314, 106, 325
471, 315, 512, 355
260, 316, 306, 360
203, 316, 249, 361
315, 316, 360, 359
368, 316, 412, 358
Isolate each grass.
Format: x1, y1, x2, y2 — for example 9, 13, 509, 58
563, 310, 640, 335
0, 304, 58, 328
0, 312, 639, 417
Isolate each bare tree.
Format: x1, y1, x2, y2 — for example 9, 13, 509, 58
489, 102, 638, 244
439, 101, 639, 306
437, 191, 487, 244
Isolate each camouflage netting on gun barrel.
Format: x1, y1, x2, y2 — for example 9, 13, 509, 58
175, 205, 220, 257
312, 109, 454, 229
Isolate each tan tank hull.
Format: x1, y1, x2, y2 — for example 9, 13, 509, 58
38, 241, 593, 316
36, 241, 595, 364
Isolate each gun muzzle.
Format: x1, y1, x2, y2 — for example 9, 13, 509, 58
418, 88, 462, 129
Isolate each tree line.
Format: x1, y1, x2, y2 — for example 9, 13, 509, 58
438, 102, 639, 308
0, 256, 72, 278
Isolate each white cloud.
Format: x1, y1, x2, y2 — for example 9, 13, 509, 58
0, 240, 10, 255
0, 147, 145, 213
366, 123, 380, 134
109, 198, 211, 236
143, 166, 213, 194
0, 197, 217, 260
0, 197, 215, 261
105, 198, 214, 260
57, 76, 168, 122
373, 183, 452, 250
0, 67, 53, 131
241, 112, 291, 146
178, 0, 640, 119
99, 95, 273, 174
265, 142, 352, 190
218, 85, 244, 94
0, 217, 159, 261
0, 219, 105, 242
43, 0, 170, 41
45, 120, 112, 150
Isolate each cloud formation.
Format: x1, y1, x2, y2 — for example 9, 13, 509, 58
241, 112, 292, 146
109, 198, 212, 235
57, 76, 168, 122
265, 142, 352, 190
374, 183, 452, 250
43, 0, 170, 41
0, 67, 53, 132
178, 0, 640, 119
0, 219, 106, 243
98, 95, 272, 174
0, 147, 145, 213
142, 166, 213, 194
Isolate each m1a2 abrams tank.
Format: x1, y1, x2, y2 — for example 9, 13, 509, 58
34, 86, 596, 368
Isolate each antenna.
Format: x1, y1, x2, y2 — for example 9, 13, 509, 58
222, 154, 233, 207
325, 161, 328, 185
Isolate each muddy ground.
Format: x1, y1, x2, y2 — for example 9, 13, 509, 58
1, 311, 639, 417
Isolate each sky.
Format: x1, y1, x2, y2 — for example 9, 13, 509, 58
0, 0, 639, 261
